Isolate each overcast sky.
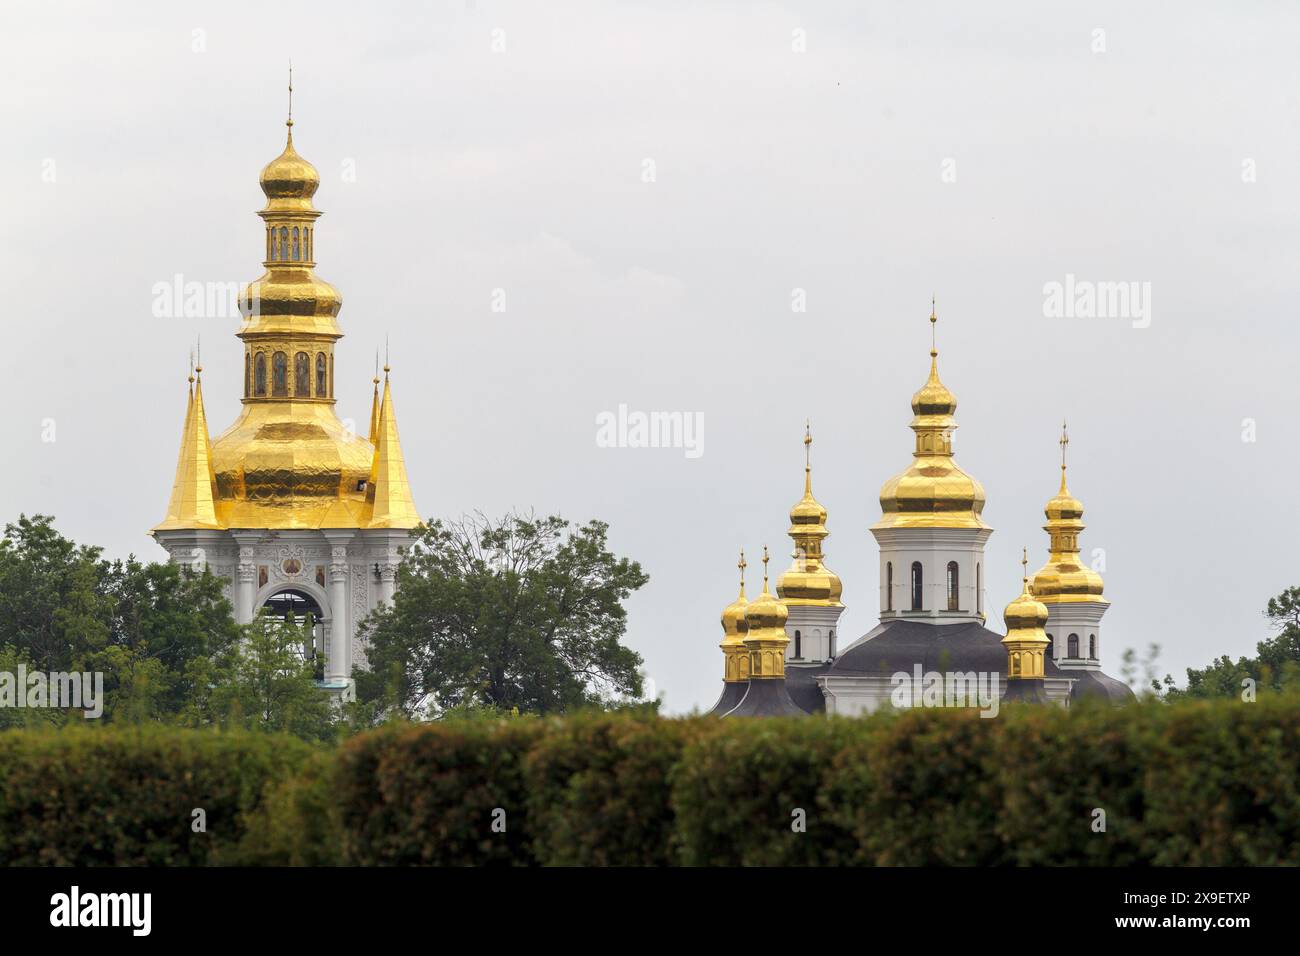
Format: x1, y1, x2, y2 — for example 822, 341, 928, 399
3, 1, 1297, 713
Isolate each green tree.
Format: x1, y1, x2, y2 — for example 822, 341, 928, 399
1165, 585, 1300, 700
357, 512, 648, 717
184, 613, 336, 742
0, 515, 242, 722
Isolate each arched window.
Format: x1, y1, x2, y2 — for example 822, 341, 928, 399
910, 561, 923, 611
829, 629, 835, 657
886, 561, 894, 611
316, 353, 327, 396
279, 226, 289, 261
1089, 634, 1097, 659
1067, 633, 1079, 659
294, 352, 310, 396
1011, 652, 1021, 677
272, 351, 288, 396
1046, 634, 1055, 660
244, 353, 251, 397
946, 561, 959, 611
976, 563, 982, 614
305, 228, 312, 261
329, 354, 334, 395
794, 630, 802, 659
292, 227, 300, 261
267, 227, 274, 261
254, 353, 267, 396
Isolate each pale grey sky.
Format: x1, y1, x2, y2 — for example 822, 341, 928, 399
3, 1, 1297, 712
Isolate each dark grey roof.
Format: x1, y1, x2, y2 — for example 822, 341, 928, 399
785, 662, 831, 715
830, 619, 1065, 679
1068, 668, 1137, 703
706, 681, 747, 716
725, 679, 807, 717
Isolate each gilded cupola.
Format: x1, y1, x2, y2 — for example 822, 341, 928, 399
777, 424, 844, 606
719, 550, 750, 683
1002, 550, 1051, 681
874, 303, 988, 531
744, 547, 791, 679
1030, 424, 1106, 604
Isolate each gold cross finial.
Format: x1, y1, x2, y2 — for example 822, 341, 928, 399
761, 545, 770, 589
195, 335, 202, 376
374, 351, 380, 385
287, 60, 294, 128
188, 349, 195, 384
384, 336, 391, 375
1021, 546, 1029, 584
738, 548, 747, 576
1060, 419, 1069, 472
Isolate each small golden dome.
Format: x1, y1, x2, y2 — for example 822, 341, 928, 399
874, 305, 987, 531
720, 550, 750, 646
746, 550, 789, 634
260, 129, 320, 203
777, 423, 844, 605
1004, 577, 1050, 633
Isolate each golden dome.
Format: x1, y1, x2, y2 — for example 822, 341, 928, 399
720, 550, 749, 647
777, 424, 844, 605
1004, 576, 1050, 633
259, 127, 320, 207
874, 304, 987, 531
1030, 424, 1106, 604
746, 550, 789, 634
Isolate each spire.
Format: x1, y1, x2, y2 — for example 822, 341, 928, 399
365, 364, 421, 529
286, 60, 294, 143
738, 548, 748, 599
1059, 419, 1070, 492
367, 352, 381, 445
153, 363, 221, 531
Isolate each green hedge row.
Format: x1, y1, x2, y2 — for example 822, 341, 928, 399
4, 698, 1299, 865
335, 699, 1300, 866
0, 726, 314, 865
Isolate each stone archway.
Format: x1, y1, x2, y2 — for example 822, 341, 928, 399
256, 582, 332, 679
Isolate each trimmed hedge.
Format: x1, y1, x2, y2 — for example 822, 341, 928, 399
336, 719, 544, 865
6, 698, 1300, 866
0, 725, 313, 865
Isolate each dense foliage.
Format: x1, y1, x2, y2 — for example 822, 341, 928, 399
356, 512, 648, 717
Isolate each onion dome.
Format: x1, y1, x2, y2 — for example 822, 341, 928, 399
777, 423, 844, 605
259, 130, 320, 206
743, 547, 791, 682
720, 551, 750, 643
715, 550, 751, 690
874, 303, 988, 531
1002, 550, 1051, 683
1030, 423, 1106, 604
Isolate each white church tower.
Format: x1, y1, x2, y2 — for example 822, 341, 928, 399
871, 304, 991, 625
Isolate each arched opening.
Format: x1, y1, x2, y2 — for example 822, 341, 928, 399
305, 227, 312, 261
244, 352, 251, 397
976, 563, 982, 614
946, 561, 959, 611
829, 629, 835, 657
910, 561, 923, 611
794, 630, 802, 660
1089, 634, 1097, 659
272, 351, 288, 396
261, 589, 325, 680
886, 561, 893, 611
1046, 634, 1055, 660
254, 353, 267, 396
294, 352, 310, 397
292, 227, 301, 261
1067, 633, 1079, 659
279, 226, 289, 261
316, 352, 327, 396
267, 227, 274, 261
